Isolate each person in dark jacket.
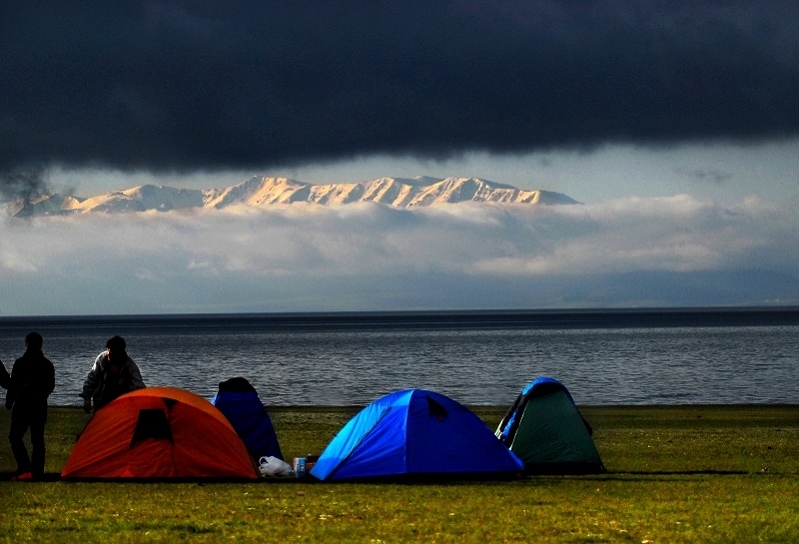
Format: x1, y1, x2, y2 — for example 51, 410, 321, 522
80, 335, 145, 412
7, 332, 56, 482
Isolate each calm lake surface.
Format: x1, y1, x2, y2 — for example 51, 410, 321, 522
1, 309, 797, 407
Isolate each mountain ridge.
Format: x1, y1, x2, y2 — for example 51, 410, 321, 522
8, 176, 580, 217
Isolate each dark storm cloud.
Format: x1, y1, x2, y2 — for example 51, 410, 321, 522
0, 166, 48, 201
2, 0, 798, 175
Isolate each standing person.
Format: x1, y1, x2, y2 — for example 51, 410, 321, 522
80, 335, 145, 413
7, 332, 56, 482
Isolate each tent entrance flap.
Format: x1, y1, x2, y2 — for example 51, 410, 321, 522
131, 409, 174, 447
426, 395, 449, 420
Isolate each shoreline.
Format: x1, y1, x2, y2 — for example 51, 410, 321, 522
44, 402, 799, 409
3, 306, 799, 330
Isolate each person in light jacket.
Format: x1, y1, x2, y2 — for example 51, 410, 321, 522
80, 335, 145, 412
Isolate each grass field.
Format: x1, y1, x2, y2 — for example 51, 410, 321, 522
1, 405, 798, 542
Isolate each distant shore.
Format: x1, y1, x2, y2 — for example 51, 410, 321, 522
3, 305, 799, 330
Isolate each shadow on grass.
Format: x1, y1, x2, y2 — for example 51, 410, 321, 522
608, 470, 748, 475
8, 469, 797, 485
0, 472, 62, 482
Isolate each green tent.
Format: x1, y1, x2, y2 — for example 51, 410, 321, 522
496, 377, 604, 474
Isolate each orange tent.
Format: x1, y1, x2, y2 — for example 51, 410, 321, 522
62, 387, 259, 480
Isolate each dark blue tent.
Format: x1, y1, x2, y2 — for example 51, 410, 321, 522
310, 389, 524, 481
211, 378, 283, 461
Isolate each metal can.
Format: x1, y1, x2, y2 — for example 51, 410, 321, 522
293, 457, 306, 478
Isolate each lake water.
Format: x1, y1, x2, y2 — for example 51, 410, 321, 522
1, 310, 797, 407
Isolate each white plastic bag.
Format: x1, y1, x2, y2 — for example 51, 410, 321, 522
259, 456, 294, 478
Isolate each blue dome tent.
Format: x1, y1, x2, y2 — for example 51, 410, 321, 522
310, 389, 524, 481
211, 377, 283, 461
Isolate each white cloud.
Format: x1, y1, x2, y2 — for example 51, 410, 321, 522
1, 195, 797, 315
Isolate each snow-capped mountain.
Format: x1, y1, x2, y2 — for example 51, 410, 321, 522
7, 176, 580, 217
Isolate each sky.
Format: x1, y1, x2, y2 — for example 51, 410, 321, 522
2, 1, 799, 316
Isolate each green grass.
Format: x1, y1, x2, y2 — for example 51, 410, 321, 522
1, 405, 799, 542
